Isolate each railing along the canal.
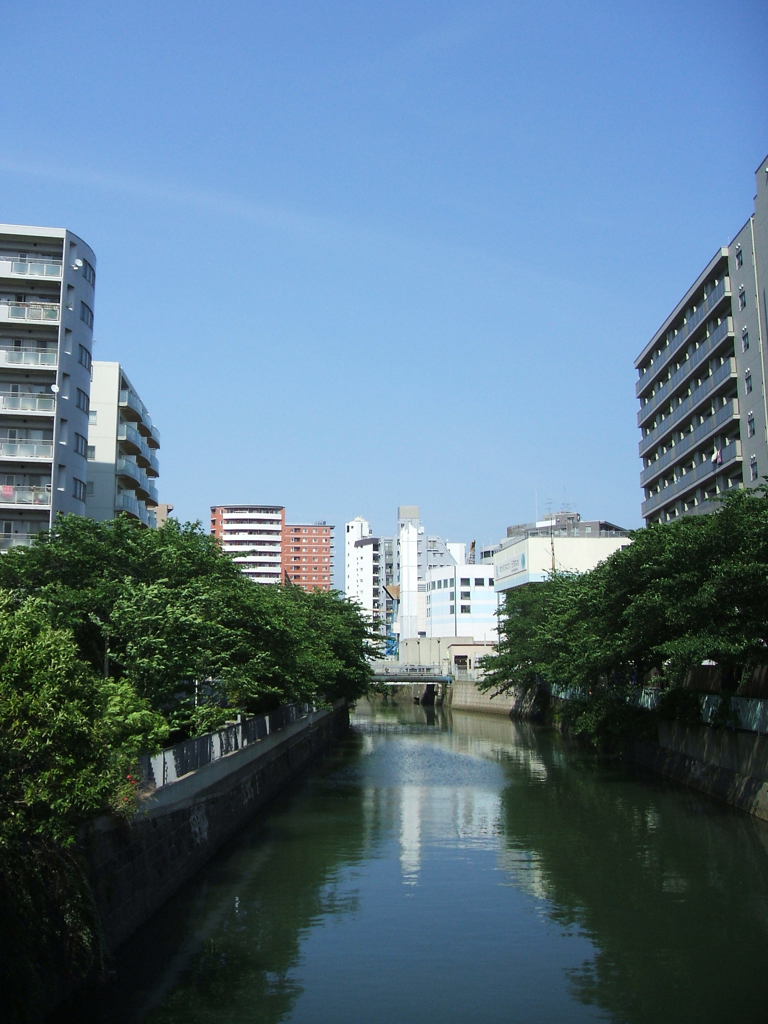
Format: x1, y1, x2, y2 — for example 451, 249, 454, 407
138, 702, 315, 790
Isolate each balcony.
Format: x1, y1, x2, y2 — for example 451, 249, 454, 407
146, 450, 159, 476
0, 484, 51, 506
0, 392, 55, 415
0, 301, 60, 323
642, 439, 741, 518
115, 492, 140, 518
119, 389, 145, 423
118, 423, 142, 456
636, 278, 730, 396
116, 457, 141, 486
638, 358, 737, 457
0, 346, 57, 369
637, 318, 734, 427
0, 257, 62, 279
640, 399, 740, 487
148, 424, 160, 449
0, 440, 53, 460
0, 535, 37, 550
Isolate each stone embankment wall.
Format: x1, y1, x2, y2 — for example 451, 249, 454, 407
82, 703, 348, 951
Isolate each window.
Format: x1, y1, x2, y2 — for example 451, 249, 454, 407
460, 577, 470, 586
751, 455, 758, 481
72, 477, 86, 502
78, 344, 92, 372
745, 372, 753, 395
743, 330, 750, 352
74, 432, 87, 456
460, 590, 471, 600
488, 579, 494, 586
87, 445, 95, 460
449, 605, 455, 615
82, 259, 95, 287
460, 605, 471, 614
88, 409, 97, 424
748, 415, 756, 438
736, 249, 743, 269
76, 388, 89, 413
86, 481, 94, 496
739, 288, 747, 311
80, 301, 93, 328
475, 578, 484, 586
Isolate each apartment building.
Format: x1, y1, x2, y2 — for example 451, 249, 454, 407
0, 225, 96, 548
86, 362, 160, 527
281, 522, 334, 591
210, 505, 285, 583
344, 517, 388, 628
636, 154, 768, 523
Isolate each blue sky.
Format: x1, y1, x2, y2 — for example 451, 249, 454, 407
1, 1, 766, 568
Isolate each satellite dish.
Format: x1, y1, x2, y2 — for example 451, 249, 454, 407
73, 259, 83, 269
50, 385, 60, 394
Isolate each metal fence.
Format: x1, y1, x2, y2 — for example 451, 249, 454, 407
138, 703, 313, 790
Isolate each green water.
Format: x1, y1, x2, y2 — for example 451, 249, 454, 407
62, 701, 768, 1023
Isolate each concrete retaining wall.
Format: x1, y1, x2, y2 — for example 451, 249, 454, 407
448, 679, 547, 718
627, 721, 768, 822
82, 703, 348, 951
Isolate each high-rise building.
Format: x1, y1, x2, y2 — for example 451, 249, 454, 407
636, 154, 768, 524
394, 506, 458, 640
345, 517, 384, 627
0, 224, 96, 548
281, 521, 334, 591
210, 505, 285, 584
86, 362, 160, 527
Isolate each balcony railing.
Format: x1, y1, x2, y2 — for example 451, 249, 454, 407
637, 318, 734, 427
0, 484, 51, 505
0, 301, 60, 322
0, 257, 62, 278
117, 423, 142, 454
0, 392, 55, 414
636, 278, 730, 396
148, 424, 160, 448
640, 399, 740, 487
0, 346, 57, 368
642, 439, 741, 518
0, 535, 37, 550
0, 440, 53, 459
638, 358, 737, 456
119, 389, 145, 422
116, 457, 141, 485
115, 492, 140, 517
147, 450, 159, 475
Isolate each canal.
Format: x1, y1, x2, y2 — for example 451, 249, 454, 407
61, 699, 768, 1024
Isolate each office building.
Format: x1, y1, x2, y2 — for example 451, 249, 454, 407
492, 511, 630, 592
0, 224, 96, 548
86, 362, 160, 527
210, 505, 285, 584
636, 154, 768, 523
281, 521, 334, 591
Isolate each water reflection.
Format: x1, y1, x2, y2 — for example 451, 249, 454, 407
55, 700, 768, 1024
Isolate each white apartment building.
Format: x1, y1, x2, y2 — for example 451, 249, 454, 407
425, 564, 498, 641
344, 517, 384, 626
86, 362, 160, 527
0, 225, 96, 548
211, 505, 285, 583
394, 505, 458, 641
491, 511, 631, 592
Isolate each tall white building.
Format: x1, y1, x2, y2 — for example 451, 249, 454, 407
86, 362, 160, 527
344, 517, 384, 627
394, 506, 458, 641
0, 225, 96, 547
